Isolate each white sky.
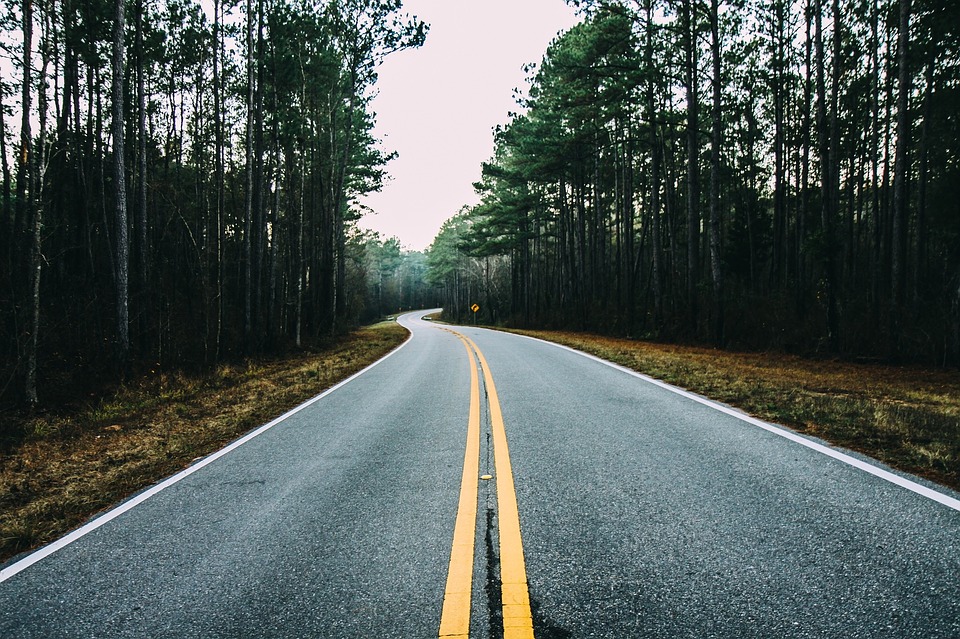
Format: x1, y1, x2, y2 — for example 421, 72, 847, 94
357, 0, 581, 252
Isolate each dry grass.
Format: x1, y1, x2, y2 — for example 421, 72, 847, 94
0, 321, 408, 563
507, 329, 960, 491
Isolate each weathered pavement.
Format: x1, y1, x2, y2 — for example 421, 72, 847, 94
2, 310, 958, 638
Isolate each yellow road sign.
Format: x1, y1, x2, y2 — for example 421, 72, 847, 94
471, 303, 480, 313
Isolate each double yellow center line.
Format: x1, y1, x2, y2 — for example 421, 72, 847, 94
439, 330, 533, 639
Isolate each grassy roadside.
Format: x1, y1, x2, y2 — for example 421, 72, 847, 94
505, 329, 960, 492
0, 321, 408, 564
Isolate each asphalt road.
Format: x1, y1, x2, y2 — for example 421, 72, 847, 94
2, 310, 959, 638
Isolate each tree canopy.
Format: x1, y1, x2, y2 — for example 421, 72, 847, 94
429, 0, 960, 366
0, 0, 432, 411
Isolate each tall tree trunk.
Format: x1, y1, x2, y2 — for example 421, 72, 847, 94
295, 72, 307, 347
625, 121, 637, 324
112, 0, 130, 368
136, 0, 148, 355
16, 0, 32, 258
252, 0, 266, 345
799, 0, 813, 313
21, 0, 37, 405
869, 0, 881, 318
890, 0, 912, 353
881, 22, 895, 311
915, 56, 933, 298
708, 0, 724, 345
815, 0, 839, 351
331, 70, 360, 332
213, 0, 225, 361
682, 0, 700, 336
267, 37, 282, 346
771, 0, 786, 287
243, 0, 255, 348
828, 0, 842, 350
294, 158, 307, 347
646, 0, 662, 330
1, 78, 12, 292
58, 0, 74, 139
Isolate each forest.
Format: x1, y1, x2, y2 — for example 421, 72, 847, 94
0, 0, 435, 411
427, 0, 960, 366
4, 0, 959, 414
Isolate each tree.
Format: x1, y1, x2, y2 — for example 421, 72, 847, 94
365, 233, 402, 317
0, 0, 429, 411
112, 0, 129, 367
429, 0, 960, 365
21, 0, 37, 405
707, 0, 724, 345
890, 0, 912, 353
680, 0, 701, 335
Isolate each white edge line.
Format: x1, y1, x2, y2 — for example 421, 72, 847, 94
0, 328, 414, 584
504, 330, 960, 513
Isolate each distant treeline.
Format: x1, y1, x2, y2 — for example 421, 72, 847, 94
427, 0, 960, 365
0, 0, 434, 410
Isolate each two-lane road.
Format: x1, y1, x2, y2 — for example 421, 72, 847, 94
2, 311, 959, 637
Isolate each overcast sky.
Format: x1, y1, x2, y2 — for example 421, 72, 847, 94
356, 0, 581, 252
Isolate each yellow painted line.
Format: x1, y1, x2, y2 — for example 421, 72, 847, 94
438, 328, 534, 638
462, 334, 535, 639
438, 335, 482, 638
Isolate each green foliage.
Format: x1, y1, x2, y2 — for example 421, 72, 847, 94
0, 0, 429, 409
427, 212, 472, 286
349, 230, 434, 322
430, 0, 960, 362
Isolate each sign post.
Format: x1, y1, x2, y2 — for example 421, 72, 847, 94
470, 303, 479, 325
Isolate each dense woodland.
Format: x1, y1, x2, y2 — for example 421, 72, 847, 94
429, 0, 960, 366
0, 0, 435, 412
3, 0, 959, 415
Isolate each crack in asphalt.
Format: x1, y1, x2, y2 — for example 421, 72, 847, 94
484, 505, 504, 639
531, 595, 574, 639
